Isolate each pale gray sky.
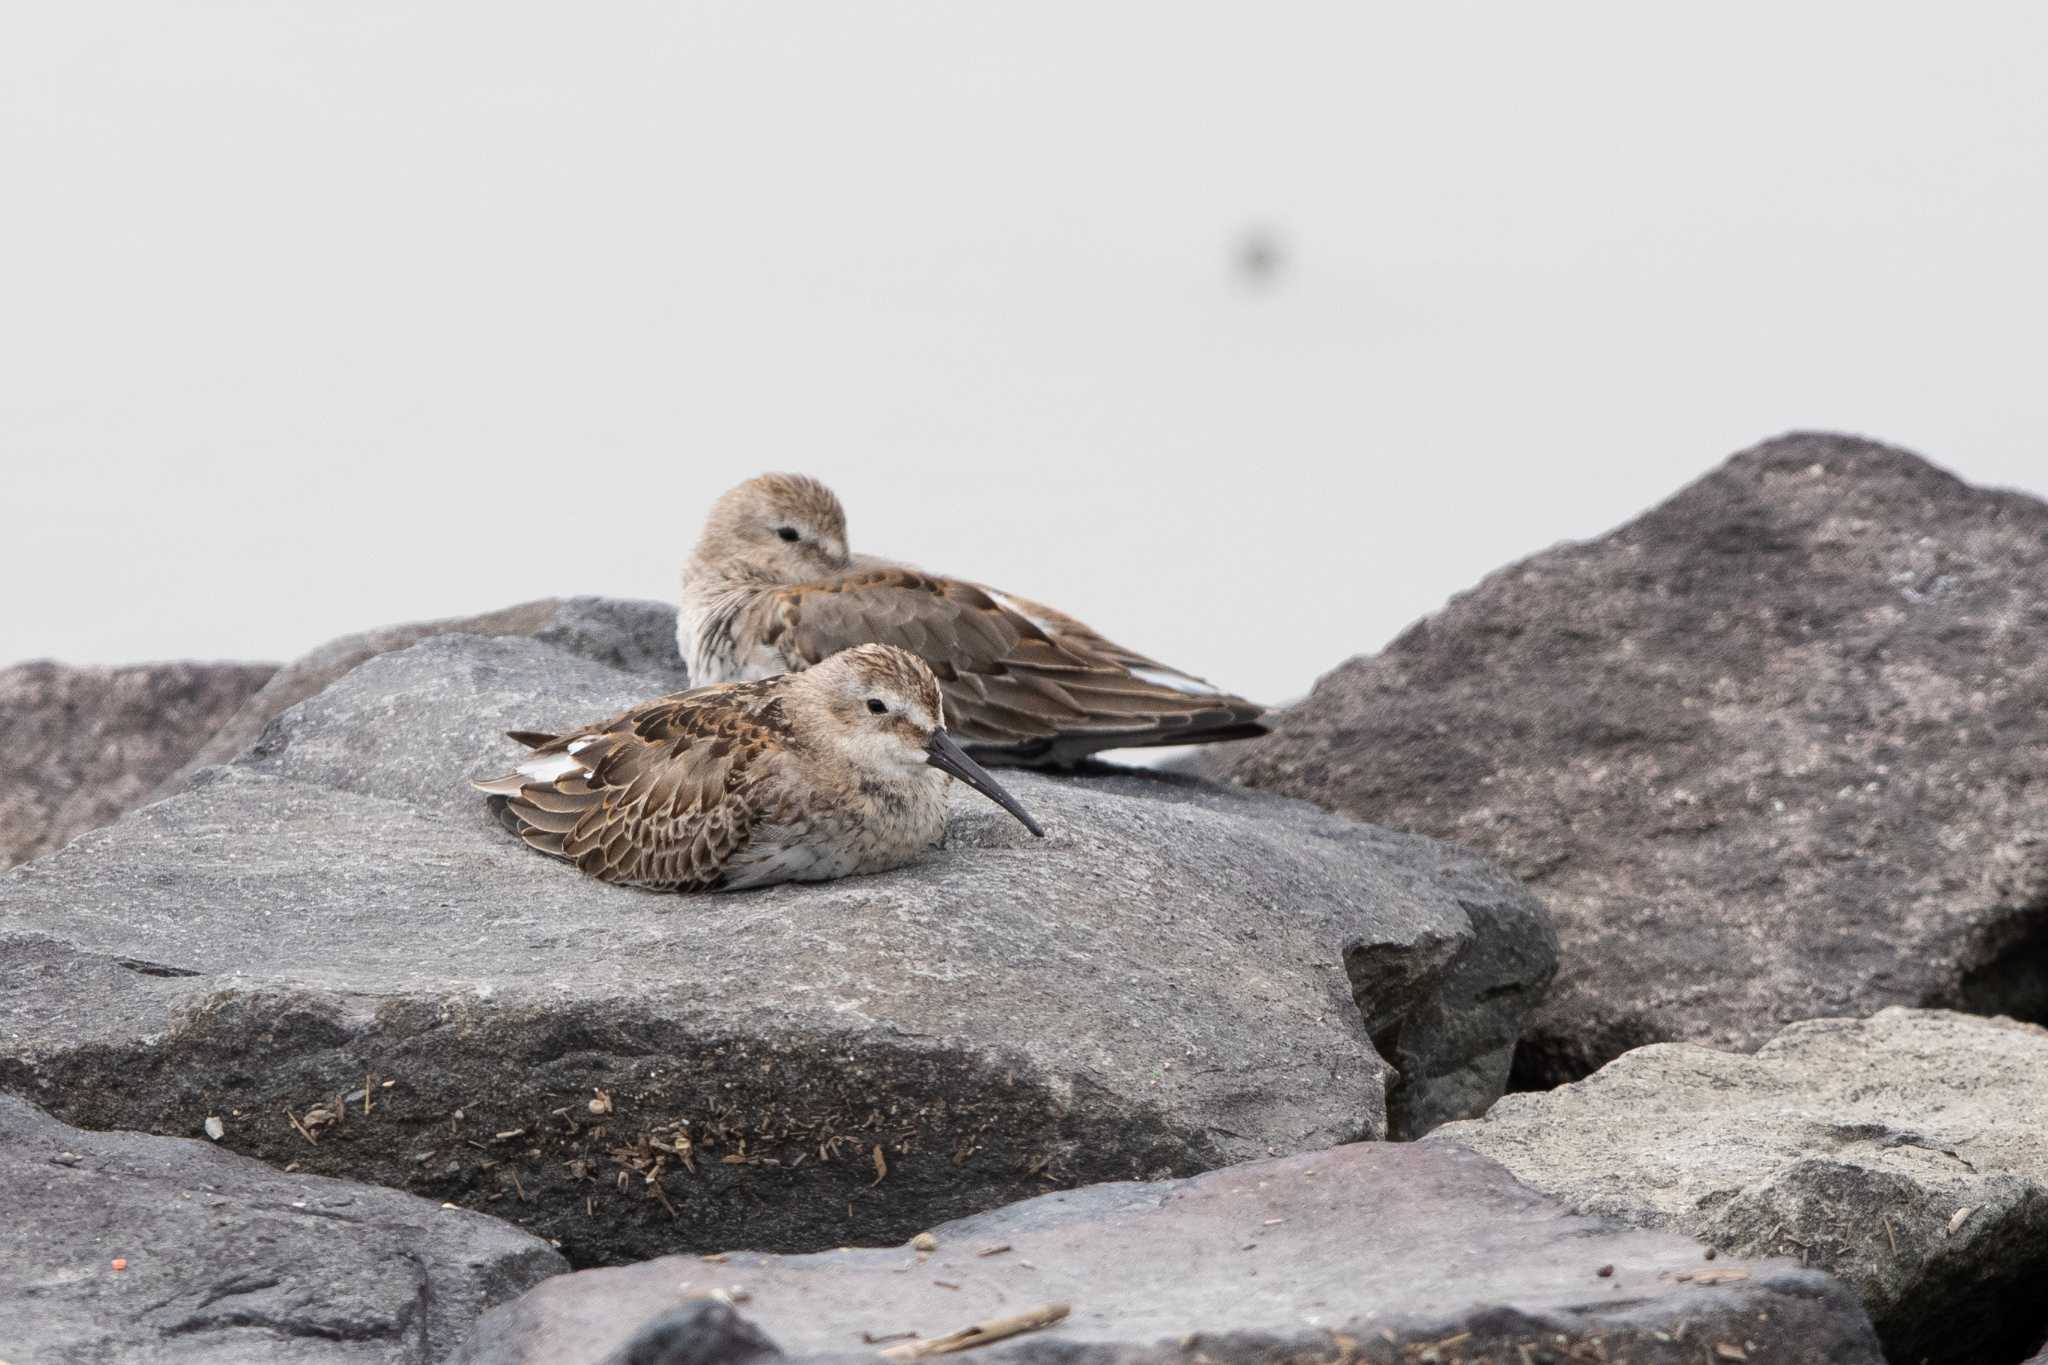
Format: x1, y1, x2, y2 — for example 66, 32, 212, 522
5, 4, 2045, 708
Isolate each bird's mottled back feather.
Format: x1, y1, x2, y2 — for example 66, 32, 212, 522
742, 568, 1265, 760
479, 680, 795, 890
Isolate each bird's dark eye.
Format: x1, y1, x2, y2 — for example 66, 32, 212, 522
866, 698, 888, 715
776, 526, 801, 542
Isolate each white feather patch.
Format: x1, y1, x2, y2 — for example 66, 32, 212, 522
1130, 665, 1222, 697
517, 749, 588, 782
985, 590, 1056, 635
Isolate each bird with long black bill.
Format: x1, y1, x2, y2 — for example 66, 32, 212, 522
474, 643, 1042, 892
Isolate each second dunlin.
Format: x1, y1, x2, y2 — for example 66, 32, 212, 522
679, 474, 1268, 766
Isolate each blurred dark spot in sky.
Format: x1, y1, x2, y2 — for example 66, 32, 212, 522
1236, 227, 1285, 287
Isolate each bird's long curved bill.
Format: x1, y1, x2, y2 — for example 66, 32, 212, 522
925, 729, 1046, 837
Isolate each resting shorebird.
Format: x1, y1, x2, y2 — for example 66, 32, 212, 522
473, 644, 1043, 891
679, 474, 1267, 766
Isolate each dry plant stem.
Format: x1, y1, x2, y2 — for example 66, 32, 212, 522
879, 1303, 1071, 1360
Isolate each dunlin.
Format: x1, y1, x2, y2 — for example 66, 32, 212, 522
473, 644, 1043, 892
679, 474, 1267, 765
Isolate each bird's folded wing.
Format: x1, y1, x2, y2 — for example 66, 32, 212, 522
475, 688, 781, 888
753, 569, 1260, 749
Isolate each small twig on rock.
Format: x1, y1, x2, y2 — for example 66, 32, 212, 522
879, 1303, 1070, 1360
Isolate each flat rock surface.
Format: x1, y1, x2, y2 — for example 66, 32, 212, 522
0, 1093, 563, 1364
0, 611, 1552, 1267
1431, 1008, 2048, 1365
0, 658, 277, 867
1201, 432, 2048, 1082
458, 1141, 1882, 1365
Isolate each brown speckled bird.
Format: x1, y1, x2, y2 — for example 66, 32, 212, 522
473, 644, 1042, 891
678, 474, 1267, 766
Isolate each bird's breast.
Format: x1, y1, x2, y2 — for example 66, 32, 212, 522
681, 585, 796, 684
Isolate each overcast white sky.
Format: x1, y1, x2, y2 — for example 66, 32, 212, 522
5, 4, 2045, 707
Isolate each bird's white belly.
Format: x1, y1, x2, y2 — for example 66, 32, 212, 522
723, 776, 952, 890
722, 838, 862, 890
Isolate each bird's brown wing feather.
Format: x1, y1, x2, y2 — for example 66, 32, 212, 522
751, 569, 1266, 763
474, 682, 789, 889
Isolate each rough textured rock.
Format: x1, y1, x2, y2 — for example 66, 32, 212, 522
164, 595, 687, 791
1201, 432, 2048, 1082
0, 614, 1553, 1270
0, 1092, 563, 1364
1431, 1009, 2048, 1365
0, 598, 683, 873
0, 658, 277, 867
458, 1141, 1882, 1365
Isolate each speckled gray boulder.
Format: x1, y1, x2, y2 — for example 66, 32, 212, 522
0, 658, 276, 867
0, 615, 1552, 1270
0, 598, 685, 874
163, 595, 687, 791
458, 1141, 1881, 1365
1430, 1009, 2048, 1365
0, 1093, 563, 1364
1201, 432, 2048, 1084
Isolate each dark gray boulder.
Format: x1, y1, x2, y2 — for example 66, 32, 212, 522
163, 595, 687, 791
0, 614, 1553, 1270
0, 658, 277, 867
0, 1092, 563, 1364
458, 1141, 1883, 1365
1430, 1009, 2048, 1365
1200, 432, 2048, 1083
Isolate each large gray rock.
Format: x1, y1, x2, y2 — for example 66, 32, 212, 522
163, 595, 687, 791
0, 658, 277, 867
0, 615, 1553, 1270
1430, 1009, 2048, 1365
0, 1092, 563, 1364
458, 1141, 1883, 1365
0, 598, 683, 873
1201, 432, 2048, 1083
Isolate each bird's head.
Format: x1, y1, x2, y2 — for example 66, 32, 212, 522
798, 644, 1044, 837
690, 473, 852, 584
